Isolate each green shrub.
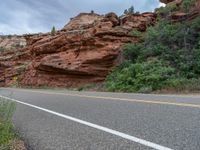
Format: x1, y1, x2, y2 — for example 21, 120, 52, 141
163, 78, 200, 92
129, 30, 144, 38
122, 43, 143, 62
181, 0, 196, 12
185, 79, 200, 91
143, 17, 200, 78
106, 59, 175, 92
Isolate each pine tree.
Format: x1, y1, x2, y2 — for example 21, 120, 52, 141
128, 6, 134, 14
124, 9, 128, 15
124, 6, 135, 15
51, 26, 56, 36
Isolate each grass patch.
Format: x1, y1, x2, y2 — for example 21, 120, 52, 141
0, 98, 16, 149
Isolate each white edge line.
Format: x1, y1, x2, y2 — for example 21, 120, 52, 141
0, 95, 173, 150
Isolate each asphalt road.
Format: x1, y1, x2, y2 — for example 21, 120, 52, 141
0, 88, 200, 150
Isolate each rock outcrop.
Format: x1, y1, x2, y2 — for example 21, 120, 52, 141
0, 36, 26, 50
0, 12, 156, 87
159, 0, 200, 21
160, 0, 179, 4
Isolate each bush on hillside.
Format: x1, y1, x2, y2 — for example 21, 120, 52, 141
106, 15, 200, 92
106, 59, 175, 92
156, 3, 178, 17
181, 0, 196, 12
128, 30, 144, 38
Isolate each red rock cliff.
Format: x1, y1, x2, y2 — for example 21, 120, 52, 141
0, 12, 156, 87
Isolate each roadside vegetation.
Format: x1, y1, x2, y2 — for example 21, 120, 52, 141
106, 1, 200, 93
0, 98, 27, 150
0, 98, 16, 149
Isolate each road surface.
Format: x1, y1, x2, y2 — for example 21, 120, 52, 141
0, 88, 200, 150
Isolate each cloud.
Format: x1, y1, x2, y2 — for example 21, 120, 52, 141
0, 0, 160, 35
159, 2, 166, 7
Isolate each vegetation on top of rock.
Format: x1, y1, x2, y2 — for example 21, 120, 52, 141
156, 0, 196, 19
106, 8, 200, 93
156, 2, 178, 17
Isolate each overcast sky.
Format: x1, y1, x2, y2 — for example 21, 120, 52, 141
0, 0, 164, 35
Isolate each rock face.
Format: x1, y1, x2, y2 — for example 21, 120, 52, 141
160, 0, 176, 4
0, 36, 26, 50
0, 12, 156, 87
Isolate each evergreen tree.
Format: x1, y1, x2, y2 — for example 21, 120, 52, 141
124, 6, 135, 15
128, 6, 134, 14
124, 9, 128, 15
51, 26, 56, 36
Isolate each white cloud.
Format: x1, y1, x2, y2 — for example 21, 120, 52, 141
159, 2, 166, 7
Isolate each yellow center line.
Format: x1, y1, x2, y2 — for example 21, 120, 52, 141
9, 88, 200, 109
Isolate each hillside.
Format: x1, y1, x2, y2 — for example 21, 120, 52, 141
0, 0, 200, 93
106, 0, 200, 93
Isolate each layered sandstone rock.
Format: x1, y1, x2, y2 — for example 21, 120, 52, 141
0, 12, 156, 87
0, 36, 26, 50
160, 0, 182, 4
